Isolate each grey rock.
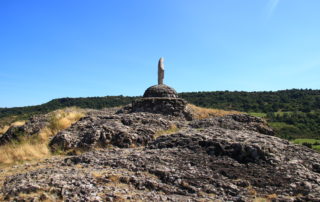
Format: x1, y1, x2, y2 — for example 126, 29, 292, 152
131, 97, 192, 120
49, 112, 173, 151
190, 113, 274, 135
1, 106, 320, 201
143, 84, 178, 98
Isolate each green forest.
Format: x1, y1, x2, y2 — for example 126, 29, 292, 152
1, 89, 319, 144
179, 89, 320, 142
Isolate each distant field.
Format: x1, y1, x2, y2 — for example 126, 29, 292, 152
248, 113, 320, 152
248, 112, 294, 118
293, 138, 320, 144
292, 138, 320, 152
248, 112, 266, 118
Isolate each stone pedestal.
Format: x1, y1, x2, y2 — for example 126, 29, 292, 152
128, 84, 192, 120
132, 97, 187, 116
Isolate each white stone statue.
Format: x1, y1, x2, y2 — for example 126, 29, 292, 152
158, 57, 164, 85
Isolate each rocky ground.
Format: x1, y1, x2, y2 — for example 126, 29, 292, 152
0, 107, 320, 201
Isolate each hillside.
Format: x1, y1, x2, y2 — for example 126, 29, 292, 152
2, 89, 320, 116
0, 96, 136, 123
0, 86, 320, 201
1, 89, 319, 142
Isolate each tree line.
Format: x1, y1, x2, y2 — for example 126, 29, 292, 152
1, 89, 319, 140
180, 89, 320, 113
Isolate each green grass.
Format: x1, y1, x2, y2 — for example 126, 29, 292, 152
273, 111, 294, 116
269, 122, 293, 129
291, 138, 320, 152
312, 145, 320, 152
248, 112, 266, 118
248, 111, 294, 118
292, 139, 320, 144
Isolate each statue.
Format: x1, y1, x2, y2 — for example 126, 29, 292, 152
158, 57, 164, 85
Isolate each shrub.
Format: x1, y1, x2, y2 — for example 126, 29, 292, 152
302, 142, 312, 148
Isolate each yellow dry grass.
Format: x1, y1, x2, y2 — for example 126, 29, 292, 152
0, 107, 85, 165
0, 142, 50, 165
0, 125, 10, 135
187, 104, 241, 120
153, 124, 179, 139
11, 121, 26, 127
253, 198, 270, 202
266, 194, 277, 199
48, 108, 84, 134
0, 121, 26, 135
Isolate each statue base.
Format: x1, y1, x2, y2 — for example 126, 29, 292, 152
129, 97, 192, 120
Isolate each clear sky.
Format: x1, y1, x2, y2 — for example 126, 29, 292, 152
1, 0, 320, 107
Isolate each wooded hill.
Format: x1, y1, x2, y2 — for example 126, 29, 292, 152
1, 89, 319, 140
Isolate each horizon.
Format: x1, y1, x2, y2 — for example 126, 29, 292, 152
1, 0, 320, 107
1, 88, 319, 109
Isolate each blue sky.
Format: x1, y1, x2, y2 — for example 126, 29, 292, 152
1, 0, 320, 107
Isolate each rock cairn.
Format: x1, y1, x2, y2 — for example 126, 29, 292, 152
130, 58, 192, 119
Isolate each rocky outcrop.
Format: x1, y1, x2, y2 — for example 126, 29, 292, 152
49, 112, 273, 152
1, 107, 320, 201
49, 112, 174, 151
0, 115, 48, 145
190, 114, 274, 135
2, 167, 101, 201
3, 128, 320, 201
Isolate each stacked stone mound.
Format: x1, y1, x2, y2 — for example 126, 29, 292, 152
131, 84, 191, 119
143, 84, 178, 98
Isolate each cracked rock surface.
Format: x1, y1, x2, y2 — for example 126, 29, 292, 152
1, 108, 320, 201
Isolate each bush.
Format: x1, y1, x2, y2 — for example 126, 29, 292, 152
302, 142, 312, 148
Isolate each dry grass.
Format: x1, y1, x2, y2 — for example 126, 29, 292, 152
11, 121, 26, 127
0, 141, 50, 164
247, 185, 257, 196
0, 107, 85, 165
0, 121, 26, 135
253, 198, 270, 202
48, 108, 85, 134
153, 124, 179, 139
187, 104, 241, 120
108, 175, 121, 183
266, 194, 277, 199
0, 125, 10, 135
